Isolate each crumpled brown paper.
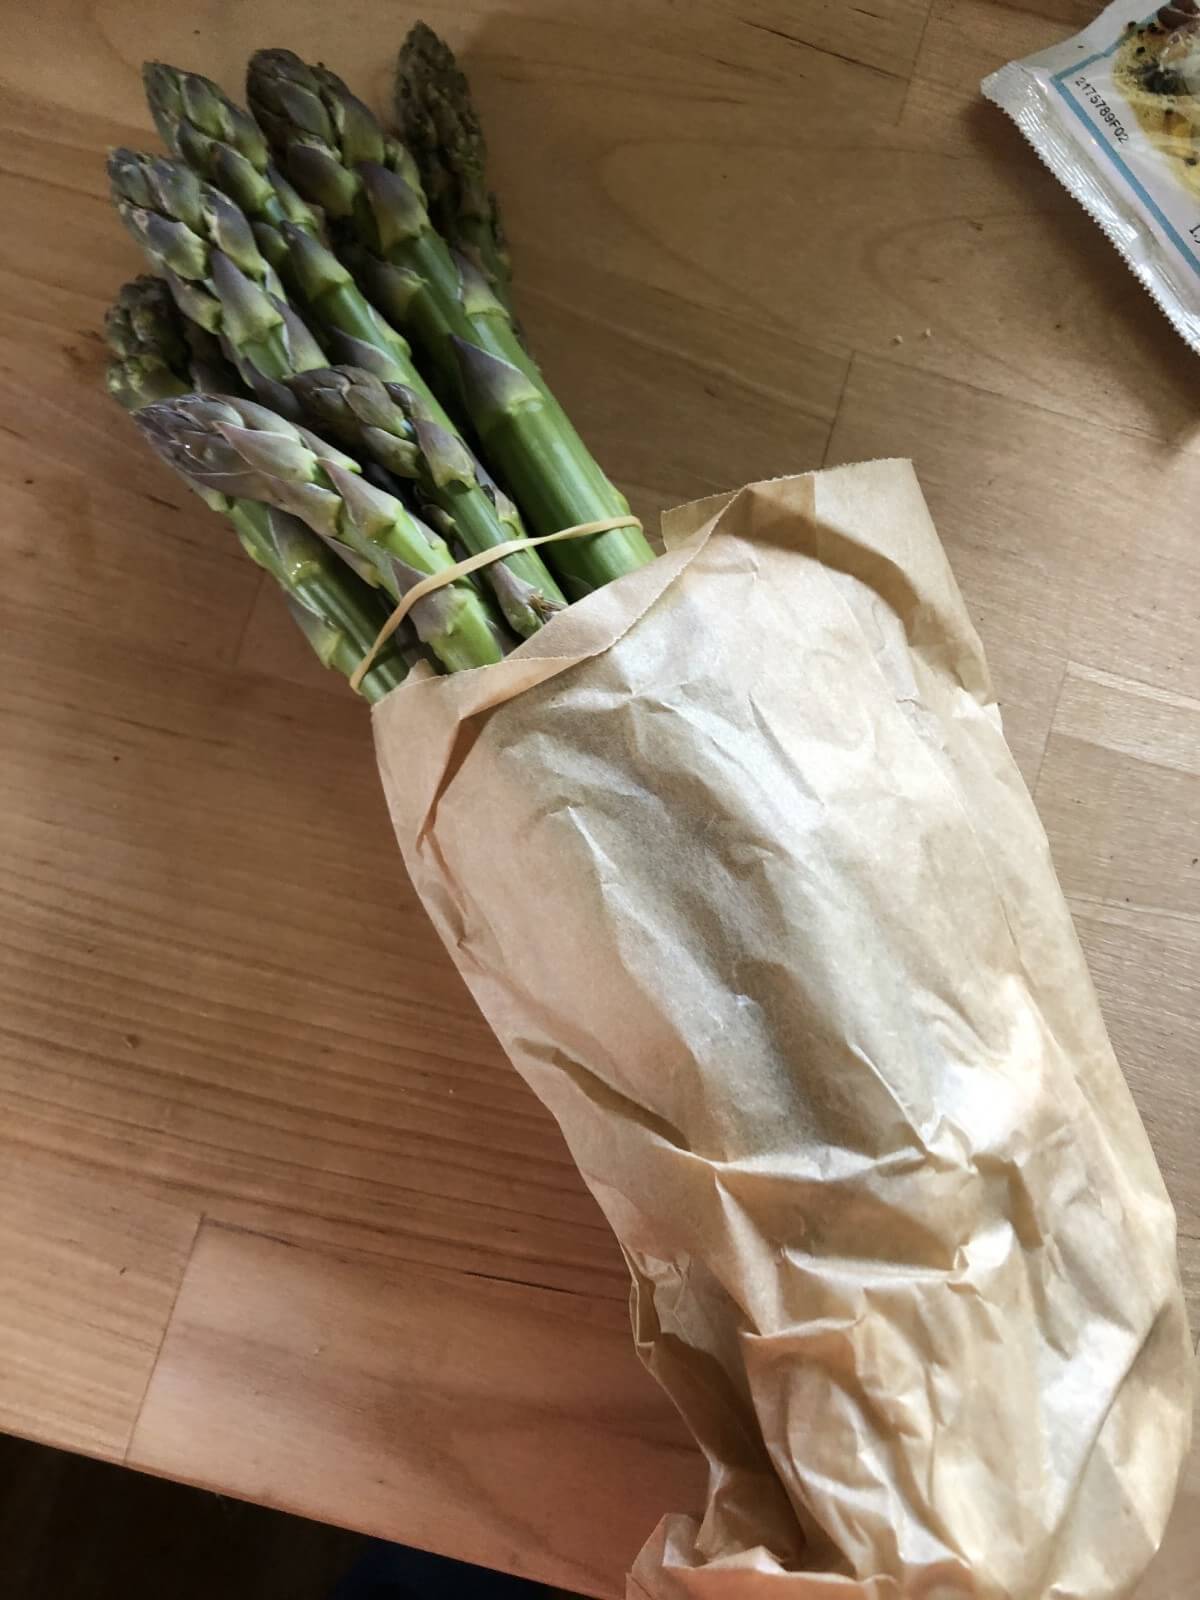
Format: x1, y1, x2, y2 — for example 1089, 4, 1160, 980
372, 462, 1194, 1600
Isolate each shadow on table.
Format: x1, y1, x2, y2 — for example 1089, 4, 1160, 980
331, 1541, 566, 1597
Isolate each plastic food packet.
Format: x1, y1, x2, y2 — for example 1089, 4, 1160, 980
984, 1, 1200, 350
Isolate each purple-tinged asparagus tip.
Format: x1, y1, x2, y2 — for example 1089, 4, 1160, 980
450, 336, 539, 432
357, 161, 429, 252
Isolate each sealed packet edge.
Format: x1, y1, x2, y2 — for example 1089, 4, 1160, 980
983, 27, 1200, 353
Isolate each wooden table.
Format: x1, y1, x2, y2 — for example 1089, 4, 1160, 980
1, 1, 1196, 1594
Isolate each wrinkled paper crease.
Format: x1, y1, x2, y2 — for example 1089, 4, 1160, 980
372, 463, 1193, 1600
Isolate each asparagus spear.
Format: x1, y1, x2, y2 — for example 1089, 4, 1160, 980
106, 274, 247, 400
134, 394, 511, 673
108, 148, 327, 384
105, 274, 246, 406
230, 498, 416, 699
105, 274, 189, 374
142, 62, 320, 246
246, 49, 654, 596
394, 22, 512, 311
104, 279, 412, 702
142, 66, 411, 367
285, 365, 564, 635
141, 64, 565, 632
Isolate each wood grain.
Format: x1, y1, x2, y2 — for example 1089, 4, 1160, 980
1039, 665, 1200, 1328
0, 0, 1196, 1592
128, 1224, 704, 1600
0, 1146, 198, 1461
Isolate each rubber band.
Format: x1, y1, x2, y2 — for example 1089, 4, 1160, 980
350, 514, 645, 691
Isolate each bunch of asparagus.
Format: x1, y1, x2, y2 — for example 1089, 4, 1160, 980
106, 24, 655, 693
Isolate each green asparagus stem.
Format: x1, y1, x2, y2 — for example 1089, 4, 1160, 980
108, 148, 327, 384
246, 49, 655, 597
285, 365, 565, 635
104, 278, 411, 702
134, 394, 512, 673
225, 499, 414, 701
394, 22, 512, 311
255, 236, 568, 630
140, 63, 566, 632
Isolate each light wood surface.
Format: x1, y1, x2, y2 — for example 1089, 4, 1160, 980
0, 0, 1195, 1593
129, 1224, 704, 1597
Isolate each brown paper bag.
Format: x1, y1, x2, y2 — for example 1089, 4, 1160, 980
372, 461, 1194, 1600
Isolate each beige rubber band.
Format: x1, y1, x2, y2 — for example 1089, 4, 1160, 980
350, 514, 644, 691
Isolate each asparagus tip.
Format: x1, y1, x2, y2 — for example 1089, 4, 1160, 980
357, 161, 428, 251
450, 336, 539, 429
